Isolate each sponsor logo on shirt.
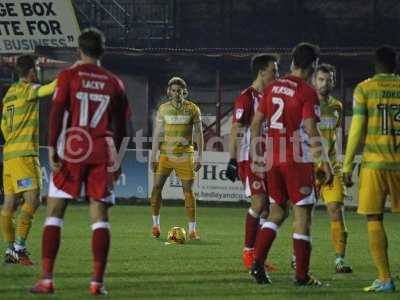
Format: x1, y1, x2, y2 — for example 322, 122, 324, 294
17, 177, 33, 189
165, 115, 191, 125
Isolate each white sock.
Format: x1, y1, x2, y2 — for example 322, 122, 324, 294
14, 243, 25, 251
259, 218, 267, 226
189, 222, 196, 232
152, 215, 160, 226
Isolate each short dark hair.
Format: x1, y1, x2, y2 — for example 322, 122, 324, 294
375, 46, 397, 73
78, 28, 105, 59
251, 54, 278, 78
292, 42, 320, 69
316, 63, 336, 83
15, 55, 36, 77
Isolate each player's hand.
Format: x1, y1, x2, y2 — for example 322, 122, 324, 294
343, 172, 354, 187
226, 158, 237, 182
194, 161, 202, 172
321, 161, 333, 186
48, 147, 61, 172
151, 161, 158, 173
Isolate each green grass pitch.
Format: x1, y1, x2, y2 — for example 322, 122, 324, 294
0, 205, 399, 299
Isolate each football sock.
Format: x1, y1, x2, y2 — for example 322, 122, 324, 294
92, 222, 110, 283
15, 203, 36, 249
150, 188, 162, 216
244, 208, 259, 249
331, 220, 347, 257
368, 220, 391, 282
293, 233, 311, 281
0, 210, 15, 247
254, 222, 278, 264
188, 222, 196, 232
184, 191, 196, 221
42, 217, 63, 279
152, 215, 160, 226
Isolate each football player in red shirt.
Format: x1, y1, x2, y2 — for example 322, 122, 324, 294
250, 43, 332, 286
226, 54, 279, 271
31, 28, 131, 296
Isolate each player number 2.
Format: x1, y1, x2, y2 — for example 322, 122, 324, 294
270, 97, 284, 129
76, 92, 110, 128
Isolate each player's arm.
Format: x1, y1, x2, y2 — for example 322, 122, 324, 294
193, 116, 204, 172
303, 90, 333, 185
250, 111, 266, 176
303, 117, 333, 185
226, 121, 242, 182
26, 79, 57, 102
48, 72, 69, 171
151, 108, 164, 172
343, 85, 367, 186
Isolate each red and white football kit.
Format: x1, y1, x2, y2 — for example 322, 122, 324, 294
258, 75, 320, 205
232, 86, 267, 197
48, 63, 130, 203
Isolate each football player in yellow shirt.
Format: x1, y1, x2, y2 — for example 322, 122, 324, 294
1, 55, 56, 265
313, 64, 352, 273
344, 46, 399, 293
150, 77, 204, 240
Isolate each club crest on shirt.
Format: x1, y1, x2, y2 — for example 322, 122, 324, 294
235, 108, 244, 120
252, 181, 261, 190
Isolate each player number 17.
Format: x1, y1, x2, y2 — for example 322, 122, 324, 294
76, 91, 110, 128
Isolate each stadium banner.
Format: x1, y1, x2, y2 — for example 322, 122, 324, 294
147, 151, 248, 202
36, 147, 148, 200
147, 151, 368, 206
0, 0, 80, 54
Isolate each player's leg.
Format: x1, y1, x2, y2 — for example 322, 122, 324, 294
1, 193, 18, 264
12, 189, 40, 265
251, 202, 286, 284
150, 173, 169, 237
175, 155, 199, 239
89, 199, 111, 296
292, 204, 321, 285
150, 155, 172, 237
359, 168, 395, 292
322, 174, 352, 273
285, 163, 321, 286
181, 179, 199, 240
31, 197, 68, 294
240, 162, 267, 267
250, 166, 287, 284
31, 162, 77, 294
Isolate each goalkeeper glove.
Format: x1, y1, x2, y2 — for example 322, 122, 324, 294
226, 158, 238, 182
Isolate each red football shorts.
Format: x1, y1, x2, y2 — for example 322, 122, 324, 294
238, 160, 267, 197
48, 161, 115, 205
267, 163, 316, 206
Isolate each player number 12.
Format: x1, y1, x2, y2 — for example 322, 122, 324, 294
76, 91, 110, 128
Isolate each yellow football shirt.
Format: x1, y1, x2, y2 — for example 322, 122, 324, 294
319, 96, 343, 174
344, 73, 400, 172
156, 99, 201, 155
1, 80, 56, 161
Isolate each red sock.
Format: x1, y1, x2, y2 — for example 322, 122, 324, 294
42, 225, 61, 279
92, 225, 110, 283
244, 209, 259, 249
254, 222, 278, 264
293, 234, 311, 281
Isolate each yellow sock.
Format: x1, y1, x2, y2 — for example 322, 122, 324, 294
331, 220, 347, 257
15, 203, 36, 247
368, 220, 391, 282
1, 211, 15, 246
150, 188, 162, 216
184, 191, 196, 221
